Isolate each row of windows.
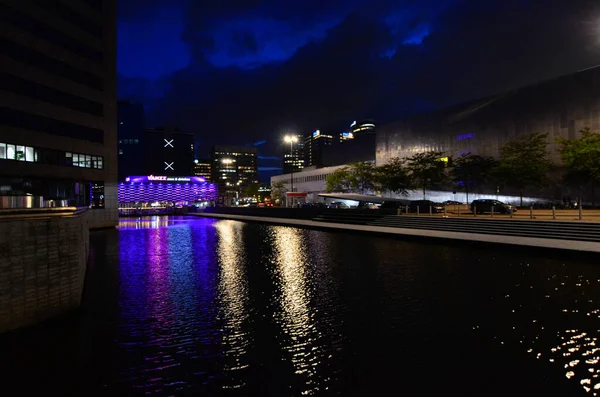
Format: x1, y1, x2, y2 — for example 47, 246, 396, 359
3, 73, 104, 117
1, 107, 104, 143
119, 139, 139, 144
3, 3, 103, 64
0, 142, 103, 169
2, 38, 104, 91
32, 0, 102, 39
287, 173, 333, 184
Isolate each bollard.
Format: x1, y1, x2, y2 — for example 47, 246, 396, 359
491, 206, 494, 218
530, 206, 533, 219
406, 205, 409, 215
397, 207, 401, 216
510, 207, 513, 218
552, 206, 556, 220
473, 205, 476, 217
444, 205, 447, 217
458, 206, 461, 217
579, 204, 583, 220
417, 206, 420, 215
429, 206, 432, 216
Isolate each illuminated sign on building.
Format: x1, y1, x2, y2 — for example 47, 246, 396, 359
350, 120, 357, 127
457, 133, 475, 141
124, 175, 206, 183
313, 130, 320, 137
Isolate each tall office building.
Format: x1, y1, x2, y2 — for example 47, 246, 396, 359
145, 127, 195, 176
282, 134, 305, 174
194, 159, 211, 181
117, 101, 145, 181
1, 0, 118, 228
211, 145, 258, 203
304, 130, 334, 167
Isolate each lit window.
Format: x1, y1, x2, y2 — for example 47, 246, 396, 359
0, 143, 5, 159
6, 144, 15, 160
16, 145, 25, 161
118, 149, 123, 155
85, 155, 91, 168
97, 158, 103, 169
25, 146, 34, 162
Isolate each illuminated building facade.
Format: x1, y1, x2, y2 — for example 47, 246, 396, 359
282, 134, 305, 174
376, 67, 600, 167
194, 159, 211, 182
117, 175, 217, 205
304, 130, 334, 167
0, 0, 118, 228
211, 145, 258, 202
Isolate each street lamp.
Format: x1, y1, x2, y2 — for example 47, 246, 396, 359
284, 135, 298, 207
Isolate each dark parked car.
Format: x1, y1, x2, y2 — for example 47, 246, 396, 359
380, 201, 406, 210
443, 200, 463, 206
409, 200, 444, 213
470, 199, 517, 214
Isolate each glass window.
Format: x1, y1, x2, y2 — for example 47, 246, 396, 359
0, 143, 5, 159
134, 139, 139, 144
25, 146, 34, 162
85, 155, 91, 168
73, 153, 79, 167
6, 144, 15, 160
64, 152, 72, 166
16, 145, 25, 161
97, 158, 103, 169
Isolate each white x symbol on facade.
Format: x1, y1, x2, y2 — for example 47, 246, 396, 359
164, 162, 174, 171
164, 139, 174, 148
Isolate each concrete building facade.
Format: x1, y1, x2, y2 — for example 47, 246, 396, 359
376, 67, 600, 167
1, 0, 118, 228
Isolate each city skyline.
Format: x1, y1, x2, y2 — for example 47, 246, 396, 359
117, 0, 600, 159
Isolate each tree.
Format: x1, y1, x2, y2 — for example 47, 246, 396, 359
405, 151, 448, 199
270, 181, 288, 205
375, 157, 412, 196
451, 153, 498, 203
326, 167, 352, 193
494, 132, 550, 207
556, 127, 600, 203
346, 161, 377, 193
244, 183, 260, 198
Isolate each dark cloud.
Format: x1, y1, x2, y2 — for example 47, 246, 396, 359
117, 0, 600, 158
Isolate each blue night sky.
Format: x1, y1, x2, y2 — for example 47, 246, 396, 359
117, 0, 599, 176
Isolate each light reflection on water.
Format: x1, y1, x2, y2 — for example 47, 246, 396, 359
2, 216, 598, 396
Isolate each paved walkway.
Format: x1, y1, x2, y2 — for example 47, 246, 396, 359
193, 212, 600, 253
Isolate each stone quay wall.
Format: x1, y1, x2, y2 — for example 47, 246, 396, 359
0, 211, 89, 333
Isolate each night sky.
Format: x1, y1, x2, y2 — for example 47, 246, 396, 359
117, 0, 600, 176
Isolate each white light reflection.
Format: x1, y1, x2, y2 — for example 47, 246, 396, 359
215, 220, 250, 389
272, 226, 321, 395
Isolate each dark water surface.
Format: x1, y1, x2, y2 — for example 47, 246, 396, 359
1, 216, 599, 396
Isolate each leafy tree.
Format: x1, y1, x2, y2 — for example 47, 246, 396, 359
556, 127, 600, 200
270, 181, 288, 204
375, 157, 412, 196
494, 132, 550, 207
326, 167, 352, 193
244, 183, 260, 198
405, 151, 448, 199
346, 161, 377, 193
451, 153, 498, 203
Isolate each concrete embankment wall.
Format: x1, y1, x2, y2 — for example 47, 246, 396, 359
0, 211, 89, 333
198, 208, 600, 253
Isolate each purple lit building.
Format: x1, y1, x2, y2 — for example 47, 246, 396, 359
118, 175, 218, 204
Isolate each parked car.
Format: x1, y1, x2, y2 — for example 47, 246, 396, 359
409, 200, 444, 213
328, 201, 350, 209
443, 200, 463, 206
380, 201, 406, 210
470, 199, 517, 214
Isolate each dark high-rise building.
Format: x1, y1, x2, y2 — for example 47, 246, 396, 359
117, 101, 145, 181
321, 119, 377, 166
304, 130, 334, 167
211, 145, 258, 203
145, 127, 194, 175
282, 134, 305, 174
0, 0, 118, 228
194, 159, 211, 181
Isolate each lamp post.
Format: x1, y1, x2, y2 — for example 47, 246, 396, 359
284, 135, 298, 207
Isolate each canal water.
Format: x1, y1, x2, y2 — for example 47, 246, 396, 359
1, 216, 598, 396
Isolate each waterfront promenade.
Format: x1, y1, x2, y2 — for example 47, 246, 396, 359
194, 208, 600, 253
